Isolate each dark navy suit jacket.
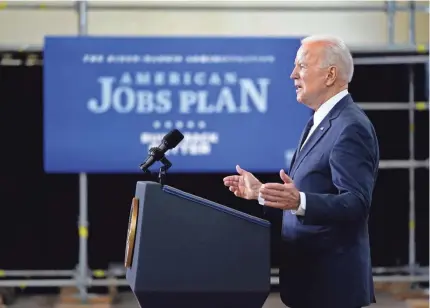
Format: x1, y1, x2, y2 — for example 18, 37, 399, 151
267, 94, 379, 308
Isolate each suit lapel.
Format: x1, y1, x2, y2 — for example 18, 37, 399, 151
288, 115, 313, 171
288, 150, 297, 172
290, 118, 331, 178
289, 94, 352, 178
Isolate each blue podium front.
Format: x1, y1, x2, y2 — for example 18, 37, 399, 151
125, 181, 271, 308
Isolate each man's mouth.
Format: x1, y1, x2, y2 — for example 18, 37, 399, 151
295, 85, 302, 92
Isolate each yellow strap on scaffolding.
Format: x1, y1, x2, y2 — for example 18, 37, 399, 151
415, 102, 428, 111
0, 2, 7, 10
39, 3, 47, 9
416, 44, 427, 53
409, 220, 415, 229
410, 123, 415, 132
93, 269, 106, 278
0, 270, 5, 277
78, 226, 88, 238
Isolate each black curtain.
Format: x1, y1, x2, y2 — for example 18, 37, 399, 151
0, 51, 428, 272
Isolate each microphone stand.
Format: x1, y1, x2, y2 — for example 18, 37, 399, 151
158, 155, 172, 187
139, 147, 172, 187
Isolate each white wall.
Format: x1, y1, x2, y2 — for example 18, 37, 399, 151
0, 1, 428, 48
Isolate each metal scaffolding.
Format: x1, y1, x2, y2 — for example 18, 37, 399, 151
0, 0, 428, 302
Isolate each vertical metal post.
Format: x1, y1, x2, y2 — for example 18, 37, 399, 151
386, 1, 396, 45
77, 0, 89, 303
407, 0, 416, 277
78, 1, 88, 35
408, 1, 416, 48
78, 173, 89, 302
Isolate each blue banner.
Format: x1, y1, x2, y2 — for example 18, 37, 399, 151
43, 36, 310, 173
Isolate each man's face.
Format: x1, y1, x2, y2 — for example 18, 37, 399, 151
290, 43, 329, 106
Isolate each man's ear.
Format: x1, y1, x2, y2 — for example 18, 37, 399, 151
326, 66, 337, 86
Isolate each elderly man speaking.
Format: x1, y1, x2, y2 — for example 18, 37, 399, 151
223, 35, 380, 308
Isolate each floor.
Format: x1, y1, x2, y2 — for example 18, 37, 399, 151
6, 291, 410, 308
263, 292, 407, 308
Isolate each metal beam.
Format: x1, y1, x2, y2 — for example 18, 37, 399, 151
3, 265, 429, 278
269, 275, 429, 285
350, 44, 429, 53
372, 275, 430, 282
354, 55, 429, 65
357, 102, 429, 110
77, 1, 89, 303
0, 45, 43, 52
271, 266, 430, 276
0, 275, 427, 287
0, 278, 126, 287
0, 270, 75, 277
0, 45, 428, 59
379, 159, 429, 169
0, 1, 428, 12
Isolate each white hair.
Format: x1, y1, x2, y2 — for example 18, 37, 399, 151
301, 35, 354, 83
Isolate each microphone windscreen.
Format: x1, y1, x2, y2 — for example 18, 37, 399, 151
162, 129, 184, 149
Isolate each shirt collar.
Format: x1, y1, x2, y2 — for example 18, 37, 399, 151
313, 89, 349, 127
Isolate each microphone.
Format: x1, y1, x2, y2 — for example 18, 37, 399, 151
139, 129, 184, 172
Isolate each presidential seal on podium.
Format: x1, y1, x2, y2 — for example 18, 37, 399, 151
124, 197, 139, 268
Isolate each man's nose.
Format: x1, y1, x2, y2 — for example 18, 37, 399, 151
290, 67, 298, 79
290, 70, 297, 80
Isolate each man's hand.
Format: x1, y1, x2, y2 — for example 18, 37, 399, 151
259, 169, 300, 210
223, 165, 262, 200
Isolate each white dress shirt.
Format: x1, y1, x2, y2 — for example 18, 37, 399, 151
258, 89, 349, 215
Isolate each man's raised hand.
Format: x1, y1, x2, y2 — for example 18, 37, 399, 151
223, 165, 262, 200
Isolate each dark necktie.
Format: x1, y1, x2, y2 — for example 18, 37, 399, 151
289, 116, 314, 171
298, 116, 314, 150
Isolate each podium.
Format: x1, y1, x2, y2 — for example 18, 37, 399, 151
125, 181, 271, 308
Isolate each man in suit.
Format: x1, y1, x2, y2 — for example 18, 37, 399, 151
223, 35, 379, 308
